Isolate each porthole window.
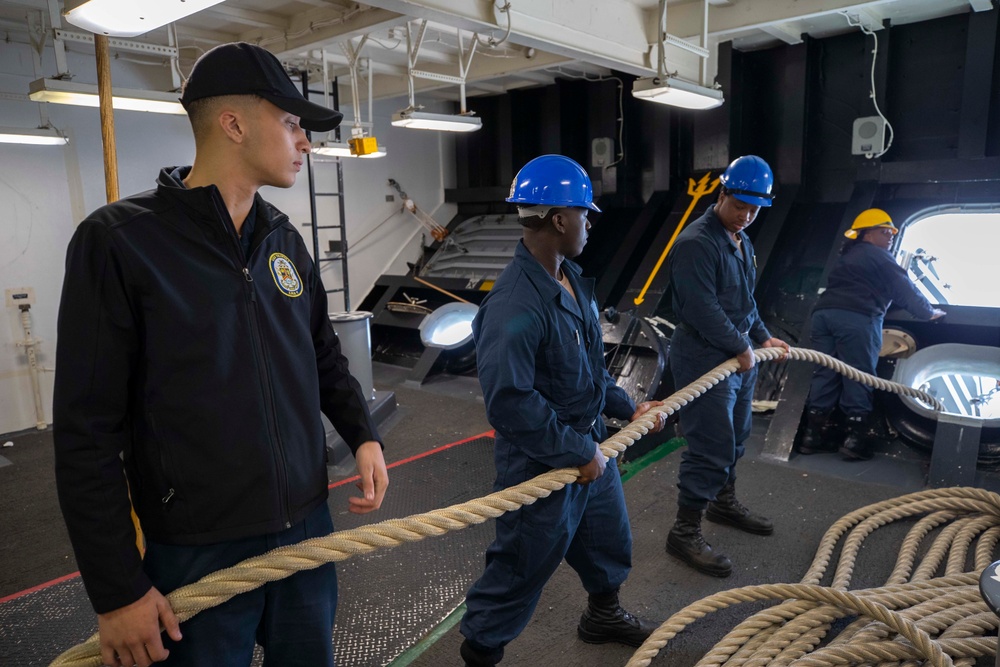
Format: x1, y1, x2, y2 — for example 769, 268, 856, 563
895, 210, 1000, 308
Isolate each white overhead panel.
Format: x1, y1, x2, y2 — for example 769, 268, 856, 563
967, 0, 993, 11
757, 23, 803, 45
326, 46, 571, 103
664, 0, 899, 41
237, 6, 406, 57
359, 0, 655, 76
205, 5, 289, 31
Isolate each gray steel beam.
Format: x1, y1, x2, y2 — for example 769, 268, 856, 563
361, 0, 653, 77
958, 8, 998, 160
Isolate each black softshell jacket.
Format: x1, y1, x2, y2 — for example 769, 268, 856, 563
53, 167, 379, 613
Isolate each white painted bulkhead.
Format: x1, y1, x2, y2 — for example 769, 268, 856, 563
0, 38, 457, 434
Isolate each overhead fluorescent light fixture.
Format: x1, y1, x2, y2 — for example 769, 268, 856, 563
391, 109, 482, 133
0, 126, 68, 146
632, 76, 724, 110
312, 141, 386, 159
28, 78, 186, 115
64, 0, 226, 37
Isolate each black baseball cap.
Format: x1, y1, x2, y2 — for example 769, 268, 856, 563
180, 42, 342, 132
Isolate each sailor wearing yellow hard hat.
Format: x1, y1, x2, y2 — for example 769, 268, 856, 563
843, 208, 898, 242
797, 208, 945, 461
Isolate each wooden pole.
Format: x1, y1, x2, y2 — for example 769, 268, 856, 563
95, 33, 140, 552
94, 34, 119, 203
412, 275, 473, 304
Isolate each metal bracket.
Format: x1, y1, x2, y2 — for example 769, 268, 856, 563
663, 34, 709, 59
54, 29, 179, 57
410, 69, 466, 85
46, 0, 69, 77
340, 35, 370, 132
403, 20, 479, 114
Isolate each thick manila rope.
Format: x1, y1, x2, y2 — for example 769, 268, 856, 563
48, 346, 943, 666
624, 487, 1000, 667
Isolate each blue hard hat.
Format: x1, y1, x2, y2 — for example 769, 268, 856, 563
719, 155, 774, 207
506, 154, 601, 213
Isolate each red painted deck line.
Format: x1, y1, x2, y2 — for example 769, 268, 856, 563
1, 430, 497, 605
0, 571, 80, 604
329, 429, 495, 489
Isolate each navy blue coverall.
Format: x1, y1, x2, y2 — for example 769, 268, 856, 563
807, 241, 936, 416
666, 204, 771, 511
461, 241, 637, 652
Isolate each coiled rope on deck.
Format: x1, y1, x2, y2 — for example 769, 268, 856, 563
49, 347, 944, 667
625, 487, 1000, 667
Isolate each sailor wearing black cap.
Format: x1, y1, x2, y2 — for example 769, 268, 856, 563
53, 42, 387, 667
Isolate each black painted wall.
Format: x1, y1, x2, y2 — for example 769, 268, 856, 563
449, 6, 1000, 345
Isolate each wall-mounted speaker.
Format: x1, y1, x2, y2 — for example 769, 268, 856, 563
592, 137, 614, 168
852, 116, 886, 157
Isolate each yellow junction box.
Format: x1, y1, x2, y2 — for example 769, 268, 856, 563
349, 136, 379, 156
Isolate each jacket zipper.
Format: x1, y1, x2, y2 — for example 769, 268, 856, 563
148, 412, 177, 509
220, 207, 294, 529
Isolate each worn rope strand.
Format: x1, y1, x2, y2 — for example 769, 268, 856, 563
48, 347, 947, 666
627, 492, 1000, 667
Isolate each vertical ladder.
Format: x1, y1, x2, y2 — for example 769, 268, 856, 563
299, 70, 351, 311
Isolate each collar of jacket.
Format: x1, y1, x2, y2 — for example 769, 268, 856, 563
847, 240, 891, 259
512, 240, 594, 318
705, 203, 748, 256
155, 166, 285, 232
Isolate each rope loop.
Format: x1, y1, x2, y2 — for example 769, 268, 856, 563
48, 347, 954, 667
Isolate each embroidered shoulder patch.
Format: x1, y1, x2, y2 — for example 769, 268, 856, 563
269, 252, 303, 298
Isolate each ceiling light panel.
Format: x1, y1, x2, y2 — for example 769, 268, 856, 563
63, 0, 226, 38
391, 110, 482, 132
0, 126, 68, 146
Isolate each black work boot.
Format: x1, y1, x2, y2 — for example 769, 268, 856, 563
839, 414, 877, 461
577, 588, 656, 647
797, 407, 838, 454
666, 507, 732, 577
460, 639, 503, 667
706, 483, 774, 535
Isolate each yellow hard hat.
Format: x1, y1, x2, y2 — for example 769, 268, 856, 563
845, 208, 898, 239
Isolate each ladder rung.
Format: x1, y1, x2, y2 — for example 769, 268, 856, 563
326, 288, 345, 293
317, 225, 342, 229
315, 193, 342, 197
320, 257, 343, 262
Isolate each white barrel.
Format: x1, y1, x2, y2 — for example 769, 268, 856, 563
328, 311, 375, 401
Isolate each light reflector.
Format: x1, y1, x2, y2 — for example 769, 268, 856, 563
64, 0, 226, 38
419, 302, 479, 350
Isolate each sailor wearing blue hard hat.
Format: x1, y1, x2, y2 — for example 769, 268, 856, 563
663, 155, 790, 578
458, 155, 665, 666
